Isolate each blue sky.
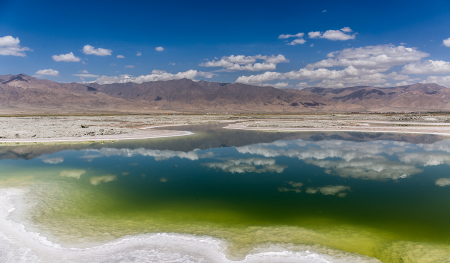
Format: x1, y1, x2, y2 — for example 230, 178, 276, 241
1, 0, 450, 88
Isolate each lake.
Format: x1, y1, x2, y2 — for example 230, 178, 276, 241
1, 124, 449, 263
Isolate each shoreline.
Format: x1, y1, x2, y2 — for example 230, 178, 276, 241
224, 122, 450, 137
0, 187, 381, 263
0, 129, 194, 145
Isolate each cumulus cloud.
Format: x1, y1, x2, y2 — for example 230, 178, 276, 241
402, 60, 450, 74
279, 33, 306, 45
137, 52, 142, 56
261, 82, 291, 88
39, 156, 64, 164
155, 46, 164, 51
60, 169, 86, 179
117, 55, 125, 58
202, 158, 287, 174
308, 28, 356, 41
436, 178, 450, 187
279, 33, 304, 39
424, 76, 450, 87
200, 54, 289, 72
0, 36, 32, 56
82, 45, 112, 56
52, 52, 81, 62
90, 175, 117, 185
72, 73, 100, 78
34, 69, 59, 77
307, 45, 428, 70
125, 65, 134, 68
79, 70, 89, 73
443, 38, 450, 47
236, 45, 428, 87
287, 38, 306, 45
91, 69, 214, 84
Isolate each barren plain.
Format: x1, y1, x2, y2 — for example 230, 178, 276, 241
1, 113, 450, 144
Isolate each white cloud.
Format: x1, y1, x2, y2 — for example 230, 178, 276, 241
308, 45, 428, 70
443, 38, 450, 47
72, 73, 99, 78
308, 28, 355, 41
279, 33, 304, 39
322, 10, 327, 12
200, 54, 289, 72
79, 70, 89, 73
0, 36, 32, 56
310, 44, 314, 47
308, 31, 322, 38
39, 156, 64, 164
155, 46, 164, 51
34, 69, 59, 77
90, 175, 117, 185
125, 65, 134, 68
52, 52, 81, 62
261, 82, 291, 88
137, 52, 142, 56
287, 38, 306, 45
92, 69, 214, 84
402, 60, 450, 74
424, 76, 450, 87
279, 33, 306, 45
436, 178, 450, 187
297, 82, 308, 88
236, 44, 428, 87
60, 169, 86, 179
117, 55, 125, 58
82, 45, 112, 56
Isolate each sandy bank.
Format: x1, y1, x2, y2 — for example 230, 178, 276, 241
224, 121, 450, 137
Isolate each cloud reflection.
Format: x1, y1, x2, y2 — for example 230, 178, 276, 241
90, 175, 117, 185
85, 148, 214, 161
202, 158, 287, 174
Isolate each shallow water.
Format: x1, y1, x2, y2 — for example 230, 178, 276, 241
1, 125, 450, 262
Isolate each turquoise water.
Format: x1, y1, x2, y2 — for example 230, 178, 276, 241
1, 125, 450, 262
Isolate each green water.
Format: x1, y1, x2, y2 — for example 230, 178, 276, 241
1, 125, 450, 262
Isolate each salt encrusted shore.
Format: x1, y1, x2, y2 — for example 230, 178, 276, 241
224, 121, 450, 137
2, 114, 450, 145
0, 129, 193, 145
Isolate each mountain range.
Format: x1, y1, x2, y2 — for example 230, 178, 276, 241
1, 74, 449, 114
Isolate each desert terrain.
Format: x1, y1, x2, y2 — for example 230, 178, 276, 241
1, 113, 450, 145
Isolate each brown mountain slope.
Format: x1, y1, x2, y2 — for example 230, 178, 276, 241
1, 74, 450, 114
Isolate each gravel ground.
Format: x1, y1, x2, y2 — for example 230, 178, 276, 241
1, 113, 450, 142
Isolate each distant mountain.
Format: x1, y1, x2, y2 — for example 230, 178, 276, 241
0, 74, 449, 114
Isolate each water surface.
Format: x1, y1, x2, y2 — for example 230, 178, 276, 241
1, 125, 450, 262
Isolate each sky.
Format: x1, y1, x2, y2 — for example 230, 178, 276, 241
1, 0, 450, 88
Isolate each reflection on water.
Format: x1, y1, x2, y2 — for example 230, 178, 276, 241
1, 126, 450, 263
